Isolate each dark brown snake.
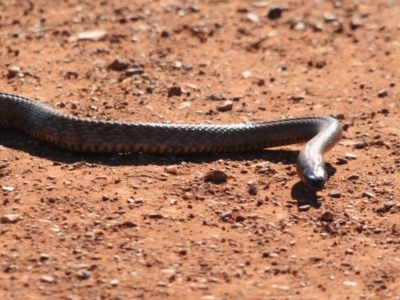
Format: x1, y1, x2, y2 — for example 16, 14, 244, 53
0, 92, 342, 190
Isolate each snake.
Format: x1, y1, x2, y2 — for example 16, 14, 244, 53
0, 92, 342, 191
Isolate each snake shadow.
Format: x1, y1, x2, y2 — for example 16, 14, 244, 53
1, 128, 337, 205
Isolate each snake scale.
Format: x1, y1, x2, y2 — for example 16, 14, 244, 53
0, 92, 343, 190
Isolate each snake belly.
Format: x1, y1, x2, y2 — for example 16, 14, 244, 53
0, 92, 342, 190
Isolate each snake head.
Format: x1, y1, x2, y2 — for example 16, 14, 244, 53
299, 167, 327, 191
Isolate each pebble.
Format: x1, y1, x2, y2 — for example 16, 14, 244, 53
204, 170, 228, 183
40, 275, 55, 283
298, 205, 311, 211
267, 7, 283, 20
207, 93, 223, 101
125, 64, 144, 76
75, 30, 107, 41
345, 153, 357, 159
315, 60, 327, 69
248, 185, 258, 195
235, 215, 246, 223
121, 221, 137, 228
110, 279, 119, 286
292, 21, 306, 31
350, 15, 363, 30
377, 89, 388, 98
343, 281, 357, 286
182, 192, 193, 200
362, 191, 375, 198
354, 141, 366, 149
217, 100, 233, 112
345, 248, 354, 255
246, 12, 259, 23
347, 174, 360, 180
7, 65, 21, 78
167, 86, 182, 97
40, 253, 50, 261
321, 211, 334, 222
76, 269, 91, 280
220, 211, 232, 222
336, 157, 348, 165
148, 212, 163, 219
242, 70, 251, 79
384, 201, 395, 211
108, 58, 130, 71
2, 186, 14, 192
0, 214, 20, 224
165, 165, 179, 175
329, 190, 341, 198
323, 12, 336, 22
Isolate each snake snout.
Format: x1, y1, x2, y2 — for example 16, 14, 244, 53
302, 168, 327, 191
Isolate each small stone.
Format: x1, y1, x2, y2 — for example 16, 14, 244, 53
246, 12, 259, 23
182, 192, 193, 200
310, 257, 323, 263
323, 12, 336, 22
257, 79, 265, 86
377, 89, 388, 98
108, 58, 130, 71
7, 66, 22, 78
336, 219, 346, 225
204, 170, 228, 183
312, 21, 324, 31
329, 190, 341, 198
165, 165, 179, 175
298, 205, 311, 211
0, 214, 20, 224
125, 64, 144, 76
148, 212, 163, 219
40, 275, 55, 283
343, 280, 357, 286
66, 70, 78, 79
110, 279, 119, 286
347, 174, 360, 180
384, 201, 395, 211
380, 108, 390, 114
345, 248, 354, 255
362, 191, 375, 198
76, 269, 91, 280
75, 30, 107, 41
242, 70, 252, 79
350, 15, 363, 30
2, 186, 14, 192
217, 100, 233, 112
267, 7, 283, 20
374, 277, 383, 283
336, 157, 348, 165
292, 21, 306, 31
167, 86, 182, 97
321, 211, 334, 222
206, 93, 223, 101
248, 185, 258, 195
235, 215, 246, 223
315, 60, 327, 68
121, 221, 137, 228
354, 141, 366, 149
345, 153, 357, 159
39, 253, 50, 261
220, 211, 232, 222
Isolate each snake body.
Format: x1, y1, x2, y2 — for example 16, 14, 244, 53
0, 92, 342, 190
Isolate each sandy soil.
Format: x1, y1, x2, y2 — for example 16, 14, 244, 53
1, 0, 400, 299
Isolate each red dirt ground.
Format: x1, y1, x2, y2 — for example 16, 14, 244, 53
1, 0, 400, 299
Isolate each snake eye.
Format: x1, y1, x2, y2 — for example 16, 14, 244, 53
303, 168, 327, 191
